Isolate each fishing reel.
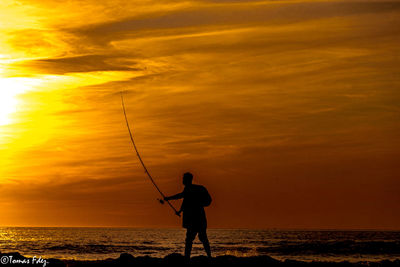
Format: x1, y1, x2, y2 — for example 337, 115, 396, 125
158, 198, 180, 217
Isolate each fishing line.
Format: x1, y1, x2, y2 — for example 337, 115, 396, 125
120, 91, 180, 216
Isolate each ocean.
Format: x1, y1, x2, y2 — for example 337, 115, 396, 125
0, 228, 399, 262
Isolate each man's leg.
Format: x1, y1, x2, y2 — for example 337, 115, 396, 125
198, 228, 211, 258
185, 228, 197, 259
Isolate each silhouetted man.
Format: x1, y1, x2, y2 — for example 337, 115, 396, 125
164, 172, 212, 259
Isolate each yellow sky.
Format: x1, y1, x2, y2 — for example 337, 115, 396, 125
0, 0, 399, 229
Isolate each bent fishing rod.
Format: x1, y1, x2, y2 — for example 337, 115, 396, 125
120, 92, 180, 216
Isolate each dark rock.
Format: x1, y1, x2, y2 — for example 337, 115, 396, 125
190, 255, 211, 264
118, 253, 135, 263
47, 258, 66, 267
2, 252, 400, 267
164, 253, 185, 264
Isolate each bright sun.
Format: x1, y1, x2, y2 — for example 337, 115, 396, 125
0, 78, 24, 126
0, 55, 43, 126
0, 77, 39, 126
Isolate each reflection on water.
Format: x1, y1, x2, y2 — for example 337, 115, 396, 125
0, 227, 399, 262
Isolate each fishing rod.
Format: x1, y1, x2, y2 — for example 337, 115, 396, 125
120, 92, 180, 216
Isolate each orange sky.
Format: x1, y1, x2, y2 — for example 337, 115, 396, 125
0, 0, 399, 229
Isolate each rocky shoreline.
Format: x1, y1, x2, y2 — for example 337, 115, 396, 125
1, 252, 399, 266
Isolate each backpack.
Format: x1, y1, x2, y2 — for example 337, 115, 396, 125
201, 186, 212, 207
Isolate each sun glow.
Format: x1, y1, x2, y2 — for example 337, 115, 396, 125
0, 76, 40, 126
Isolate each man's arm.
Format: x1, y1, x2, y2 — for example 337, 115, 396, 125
164, 191, 184, 201
176, 201, 183, 216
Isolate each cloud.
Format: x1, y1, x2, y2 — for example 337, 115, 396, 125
69, 1, 400, 46
16, 54, 141, 74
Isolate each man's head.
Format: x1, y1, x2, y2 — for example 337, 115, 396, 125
182, 172, 193, 186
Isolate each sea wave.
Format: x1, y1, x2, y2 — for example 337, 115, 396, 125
257, 240, 400, 255
46, 244, 170, 254
1, 228, 399, 261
